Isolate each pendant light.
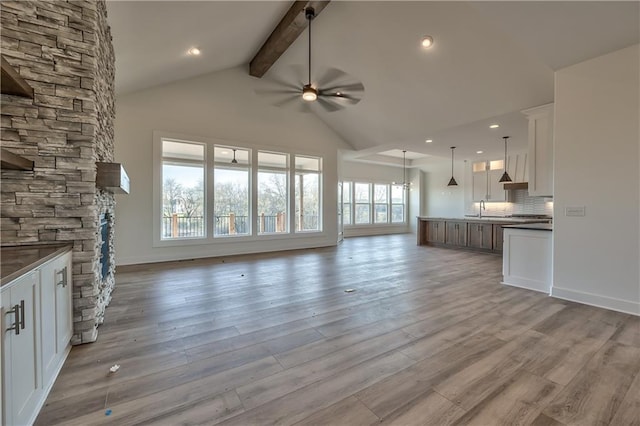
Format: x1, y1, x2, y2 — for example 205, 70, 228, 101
231, 149, 238, 164
402, 150, 409, 190
447, 146, 458, 186
393, 150, 410, 190
302, 7, 318, 102
498, 136, 512, 182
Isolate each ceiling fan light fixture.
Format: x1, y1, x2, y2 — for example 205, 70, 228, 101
302, 84, 318, 102
187, 47, 201, 56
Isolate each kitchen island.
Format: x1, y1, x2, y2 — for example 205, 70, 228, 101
501, 223, 553, 293
417, 216, 550, 254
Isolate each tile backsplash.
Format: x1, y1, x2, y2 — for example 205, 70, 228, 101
467, 189, 553, 217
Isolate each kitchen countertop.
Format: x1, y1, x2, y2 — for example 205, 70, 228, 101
417, 216, 551, 224
502, 223, 553, 231
1, 244, 72, 287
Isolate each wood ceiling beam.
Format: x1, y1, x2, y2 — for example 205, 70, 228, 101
249, 0, 331, 78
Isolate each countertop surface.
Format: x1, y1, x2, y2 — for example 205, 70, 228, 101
417, 216, 551, 224
1, 244, 72, 287
502, 222, 553, 231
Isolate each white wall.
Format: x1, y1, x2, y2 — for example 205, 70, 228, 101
423, 161, 466, 218
552, 45, 639, 315
340, 160, 411, 237
114, 66, 348, 265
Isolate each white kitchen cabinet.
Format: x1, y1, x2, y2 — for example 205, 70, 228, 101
522, 103, 554, 196
1, 271, 42, 426
2, 248, 72, 426
502, 226, 552, 293
472, 159, 506, 202
39, 251, 72, 388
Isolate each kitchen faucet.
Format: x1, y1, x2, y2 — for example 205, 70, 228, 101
479, 200, 486, 218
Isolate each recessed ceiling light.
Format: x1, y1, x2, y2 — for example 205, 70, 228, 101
489, 124, 500, 129
421, 36, 434, 49
187, 47, 201, 56
476, 150, 484, 154
425, 139, 433, 143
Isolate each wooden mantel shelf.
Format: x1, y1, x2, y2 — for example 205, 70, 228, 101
1, 55, 34, 98
1, 148, 34, 170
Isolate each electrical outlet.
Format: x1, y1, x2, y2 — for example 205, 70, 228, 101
565, 206, 586, 217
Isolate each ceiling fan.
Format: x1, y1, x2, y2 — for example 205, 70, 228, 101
256, 6, 365, 113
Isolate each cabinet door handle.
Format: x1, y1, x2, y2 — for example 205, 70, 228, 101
57, 267, 68, 288
5, 303, 20, 335
19, 300, 25, 330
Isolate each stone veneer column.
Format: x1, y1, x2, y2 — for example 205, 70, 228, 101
0, 0, 116, 344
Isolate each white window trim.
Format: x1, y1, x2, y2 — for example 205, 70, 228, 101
153, 131, 325, 248
343, 180, 408, 228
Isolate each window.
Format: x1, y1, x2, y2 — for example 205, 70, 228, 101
214, 146, 250, 236
342, 181, 352, 225
374, 184, 388, 223
343, 181, 407, 227
258, 152, 288, 234
161, 140, 205, 239
295, 155, 321, 232
155, 133, 324, 244
354, 183, 371, 224
391, 184, 405, 223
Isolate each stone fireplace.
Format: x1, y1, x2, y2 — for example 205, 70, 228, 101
1, 0, 117, 344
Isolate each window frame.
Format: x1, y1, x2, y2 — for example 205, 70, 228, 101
257, 151, 290, 235
213, 145, 252, 238
343, 180, 408, 228
294, 155, 323, 233
153, 131, 325, 247
154, 135, 208, 246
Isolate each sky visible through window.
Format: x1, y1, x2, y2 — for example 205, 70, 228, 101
164, 166, 250, 188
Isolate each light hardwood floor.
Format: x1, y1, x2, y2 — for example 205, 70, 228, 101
36, 234, 640, 425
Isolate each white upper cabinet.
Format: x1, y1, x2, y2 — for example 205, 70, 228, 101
522, 103, 554, 196
472, 160, 507, 202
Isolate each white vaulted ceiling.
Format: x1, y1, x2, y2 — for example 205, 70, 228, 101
107, 1, 639, 167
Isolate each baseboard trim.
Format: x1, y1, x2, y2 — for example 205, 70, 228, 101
551, 286, 640, 316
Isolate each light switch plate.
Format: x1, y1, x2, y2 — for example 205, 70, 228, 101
565, 206, 586, 216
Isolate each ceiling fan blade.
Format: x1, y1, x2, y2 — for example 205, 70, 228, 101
320, 82, 365, 94
315, 67, 350, 88
255, 88, 299, 96
272, 96, 313, 113
315, 97, 343, 112
318, 92, 362, 105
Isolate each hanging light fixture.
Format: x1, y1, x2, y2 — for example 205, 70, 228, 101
498, 136, 512, 182
402, 150, 409, 190
302, 7, 318, 102
231, 149, 238, 164
447, 146, 458, 186
393, 150, 410, 190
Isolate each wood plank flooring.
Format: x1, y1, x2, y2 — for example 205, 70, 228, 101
35, 234, 640, 425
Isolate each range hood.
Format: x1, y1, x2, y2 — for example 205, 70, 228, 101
96, 162, 130, 194
503, 182, 528, 190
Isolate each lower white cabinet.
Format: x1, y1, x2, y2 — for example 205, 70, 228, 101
39, 252, 72, 389
1, 271, 40, 426
2, 248, 72, 426
502, 228, 552, 293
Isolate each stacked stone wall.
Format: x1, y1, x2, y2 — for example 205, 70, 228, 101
1, 0, 116, 344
